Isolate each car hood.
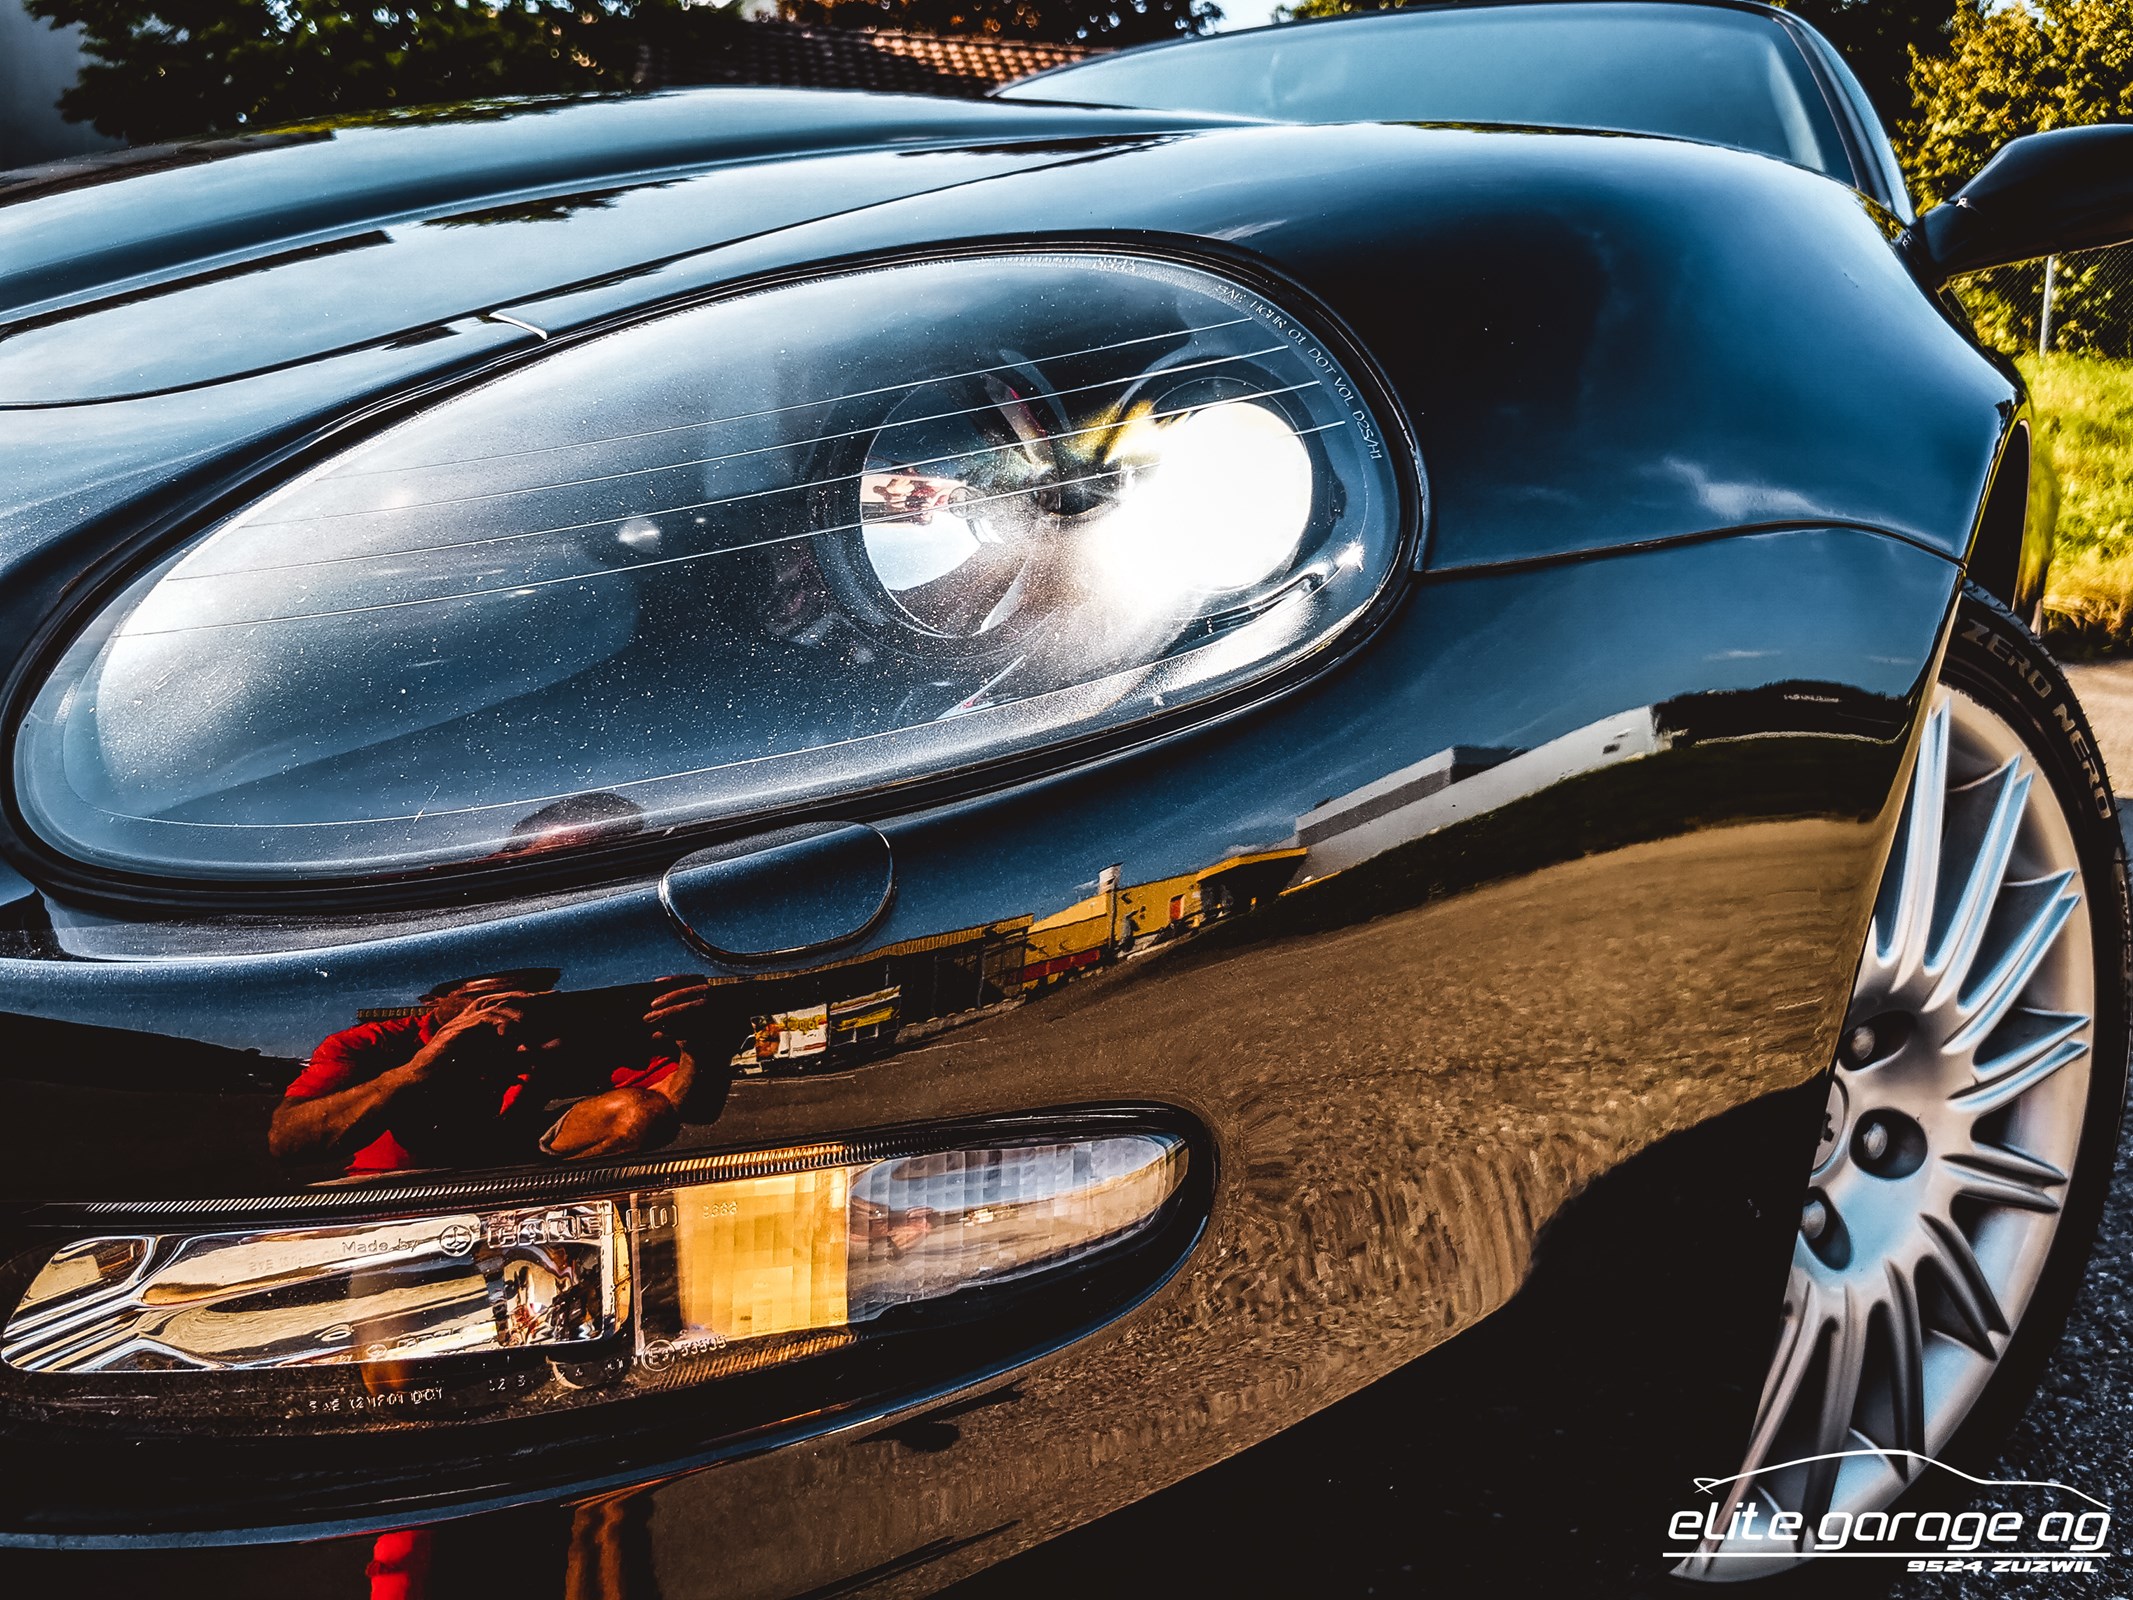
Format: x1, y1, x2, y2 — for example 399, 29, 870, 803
0, 105, 2015, 593
0, 89, 1230, 404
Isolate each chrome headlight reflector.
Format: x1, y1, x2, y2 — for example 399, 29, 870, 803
15, 253, 1406, 881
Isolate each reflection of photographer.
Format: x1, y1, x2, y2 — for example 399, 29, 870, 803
270, 969, 726, 1174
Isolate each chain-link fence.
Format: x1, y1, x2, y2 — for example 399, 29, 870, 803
1952, 243, 2133, 359
1951, 243, 2133, 655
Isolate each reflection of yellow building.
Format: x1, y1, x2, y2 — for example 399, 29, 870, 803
720, 920, 1034, 1072
1021, 849, 1305, 989
325, 847, 1316, 1088
1023, 893, 1113, 987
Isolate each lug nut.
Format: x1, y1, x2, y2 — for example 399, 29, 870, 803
1801, 1198, 1829, 1242
1860, 1120, 1890, 1162
1844, 1024, 1877, 1065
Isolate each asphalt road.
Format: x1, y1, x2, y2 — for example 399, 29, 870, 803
943, 663, 2133, 1600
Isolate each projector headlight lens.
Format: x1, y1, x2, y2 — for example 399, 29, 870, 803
15, 252, 1406, 882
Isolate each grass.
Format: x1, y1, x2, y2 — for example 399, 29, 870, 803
2026, 353, 2133, 654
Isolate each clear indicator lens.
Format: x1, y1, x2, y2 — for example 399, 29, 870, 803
3, 1135, 1186, 1381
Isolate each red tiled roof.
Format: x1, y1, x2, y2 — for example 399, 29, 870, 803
650, 20, 1100, 99
864, 28, 1095, 82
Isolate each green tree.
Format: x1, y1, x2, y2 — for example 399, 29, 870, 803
778, 0, 1218, 46
1903, 0, 2133, 205
1905, 0, 2133, 358
24, 0, 710, 145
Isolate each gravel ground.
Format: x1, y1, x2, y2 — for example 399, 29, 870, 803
945, 665, 2133, 1600
1916, 1127, 2133, 1600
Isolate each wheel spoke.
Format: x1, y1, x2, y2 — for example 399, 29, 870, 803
1703, 1276, 1828, 1556
1922, 1214, 2008, 1353
1882, 1259, 1926, 1471
1964, 1005, 2087, 1083
1944, 873, 2080, 1053
1951, 1035, 2088, 1116
1799, 1284, 1866, 1527
1739, 1279, 1823, 1477
1942, 1148, 2068, 1214
1945, 1142, 2068, 1187
1874, 697, 1950, 976
1923, 759, 2030, 1009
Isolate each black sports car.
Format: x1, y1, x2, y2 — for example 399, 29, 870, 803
3, 1, 2132, 1592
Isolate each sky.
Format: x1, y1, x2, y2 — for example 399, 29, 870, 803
1210, 0, 1288, 33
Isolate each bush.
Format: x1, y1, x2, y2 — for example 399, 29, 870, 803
2027, 355, 2133, 653
1904, 0, 2133, 362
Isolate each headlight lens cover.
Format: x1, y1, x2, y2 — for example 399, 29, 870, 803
15, 252, 1406, 882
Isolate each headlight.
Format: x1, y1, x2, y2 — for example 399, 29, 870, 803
0, 1130, 1190, 1428
14, 252, 1408, 882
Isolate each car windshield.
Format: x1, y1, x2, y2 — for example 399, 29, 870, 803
999, 3, 1853, 185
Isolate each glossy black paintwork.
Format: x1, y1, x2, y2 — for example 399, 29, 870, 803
2, 112, 2017, 577
0, 522, 1956, 1581
661, 823, 895, 962
0, 94, 1227, 328
0, 52, 2038, 1597
1, 136, 1186, 404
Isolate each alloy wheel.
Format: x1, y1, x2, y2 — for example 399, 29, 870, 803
1678, 683, 2095, 1580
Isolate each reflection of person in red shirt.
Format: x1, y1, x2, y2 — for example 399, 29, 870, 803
270, 971, 718, 1174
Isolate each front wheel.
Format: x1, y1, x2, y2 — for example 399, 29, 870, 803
1676, 589, 2131, 1584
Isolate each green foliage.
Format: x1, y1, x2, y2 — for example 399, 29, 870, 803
1904, 1, 2133, 362
23, 0, 714, 144
2025, 355, 2133, 652
777, 0, 1218, 45
1279, 0, 1441, 24
2030, 355, 2133, 561
1902, 0, 2133, 207
1955, 252, 2133, 362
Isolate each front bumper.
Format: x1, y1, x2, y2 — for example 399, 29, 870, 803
0, 523, 1953, 1593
